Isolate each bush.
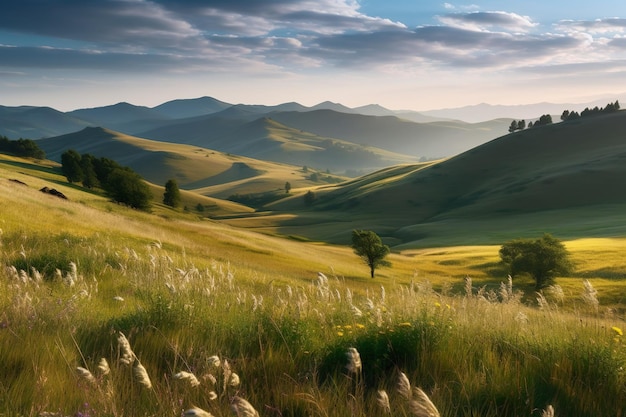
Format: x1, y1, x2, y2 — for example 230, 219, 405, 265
499, 233, 572, 289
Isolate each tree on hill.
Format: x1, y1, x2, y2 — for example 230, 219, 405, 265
285, 181, 292, 194
61, 149, 83, 183
0, 136, 46, 159
499, 233, 572, 290
104, 168, 152, 210
80, 154, 99, 189
351, 229, 391, 278
508, 120, 526, 133
532, 114, 553, 127
60, 151, 152, 210
163, 179, 181, 208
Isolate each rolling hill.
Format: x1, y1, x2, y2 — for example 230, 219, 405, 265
36, 127, 331, 200
223, 111, 626, 247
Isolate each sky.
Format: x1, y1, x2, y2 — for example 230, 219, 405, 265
1, 1, 626, 112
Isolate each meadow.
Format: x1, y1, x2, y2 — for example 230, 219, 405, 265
1, 155, 625, 417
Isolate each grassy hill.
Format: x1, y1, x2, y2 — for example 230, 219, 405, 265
36, 127, 333, 200
229, 111, 626, 247
1, 150, 626, 417
268, 109, 509, 157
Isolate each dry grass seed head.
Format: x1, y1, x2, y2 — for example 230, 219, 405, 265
184, 407, 214, 417
76, 367, 96, 385
231, 396, 260, 417
97, 358, 110, 376
174, 371, 201, 387
397, 372, 411, 399
542, 405, 555, 417
133, 361, 152, 389
376, 389, 391, 414
346, 347, 362, 374
409, 387, 440, 417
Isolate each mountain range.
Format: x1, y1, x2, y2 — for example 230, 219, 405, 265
4, 95, 626, 248
4, 96, 515, 174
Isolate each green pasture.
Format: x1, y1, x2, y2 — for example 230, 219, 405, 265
1, 155, 625, 416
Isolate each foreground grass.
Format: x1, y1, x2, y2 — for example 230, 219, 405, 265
1, 234, 624, 417
1, 156, 626, 416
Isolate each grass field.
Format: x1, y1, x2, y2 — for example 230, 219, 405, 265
1, 155, 625, 416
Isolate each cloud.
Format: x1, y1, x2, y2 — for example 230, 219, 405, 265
556, 18, 626, 34
438, 11, 537, 32
306, 25, 587, 70
0, 0, 622, 81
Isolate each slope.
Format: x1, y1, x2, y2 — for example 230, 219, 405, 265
229, 111, 626, 247
268, 109, 509, 157
36, 127, 325, 200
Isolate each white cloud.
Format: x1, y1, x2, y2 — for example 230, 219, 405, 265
438, 11, 537, 32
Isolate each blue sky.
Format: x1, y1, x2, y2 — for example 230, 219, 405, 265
1, 1, 626, 111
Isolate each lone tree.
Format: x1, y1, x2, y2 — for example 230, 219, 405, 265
163, 179, 181, 208
351, 229, 391, 278
285, 181, 292, 194
499, 233, 572, 290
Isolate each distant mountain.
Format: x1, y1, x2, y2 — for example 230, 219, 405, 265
136, 114, 418, 173
420, 98, 625, 123
310, 101, 354, 113
261, 110, 626, 246
67, 102, 169, 132
0, 105, 91, 139
153, 96, 232, 119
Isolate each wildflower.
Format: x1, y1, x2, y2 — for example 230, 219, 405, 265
133, 361, 152, 389
97, 358, 110, 376
398, 322, 412, 327
231, 396, 260, 417
174, 371, 200, 387
376, 389, 391, 414
409, 387, 440, 417
184, 407, 214, 417
397, 372, 411, 399
76, 367, 96, 385
612, 326, 623, 337
356, 323, 366, 329
346, 347, 362, 374
337, 331, 344, 337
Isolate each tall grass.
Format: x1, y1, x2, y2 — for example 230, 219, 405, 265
1, 158, 625, 416
1, 229, 625, 416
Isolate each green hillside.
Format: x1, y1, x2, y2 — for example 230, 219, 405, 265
36, 127, 334, 200
234, 111, 626, 247
1, 146, 626, 417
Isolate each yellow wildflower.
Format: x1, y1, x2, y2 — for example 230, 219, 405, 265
612, 326, 623, 336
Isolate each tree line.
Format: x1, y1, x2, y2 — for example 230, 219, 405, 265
508, 100, 620, 133
0, 135, 46, 159
61, 149, 152, 210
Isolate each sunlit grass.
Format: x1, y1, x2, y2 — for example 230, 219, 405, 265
1, 155, 626, 416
